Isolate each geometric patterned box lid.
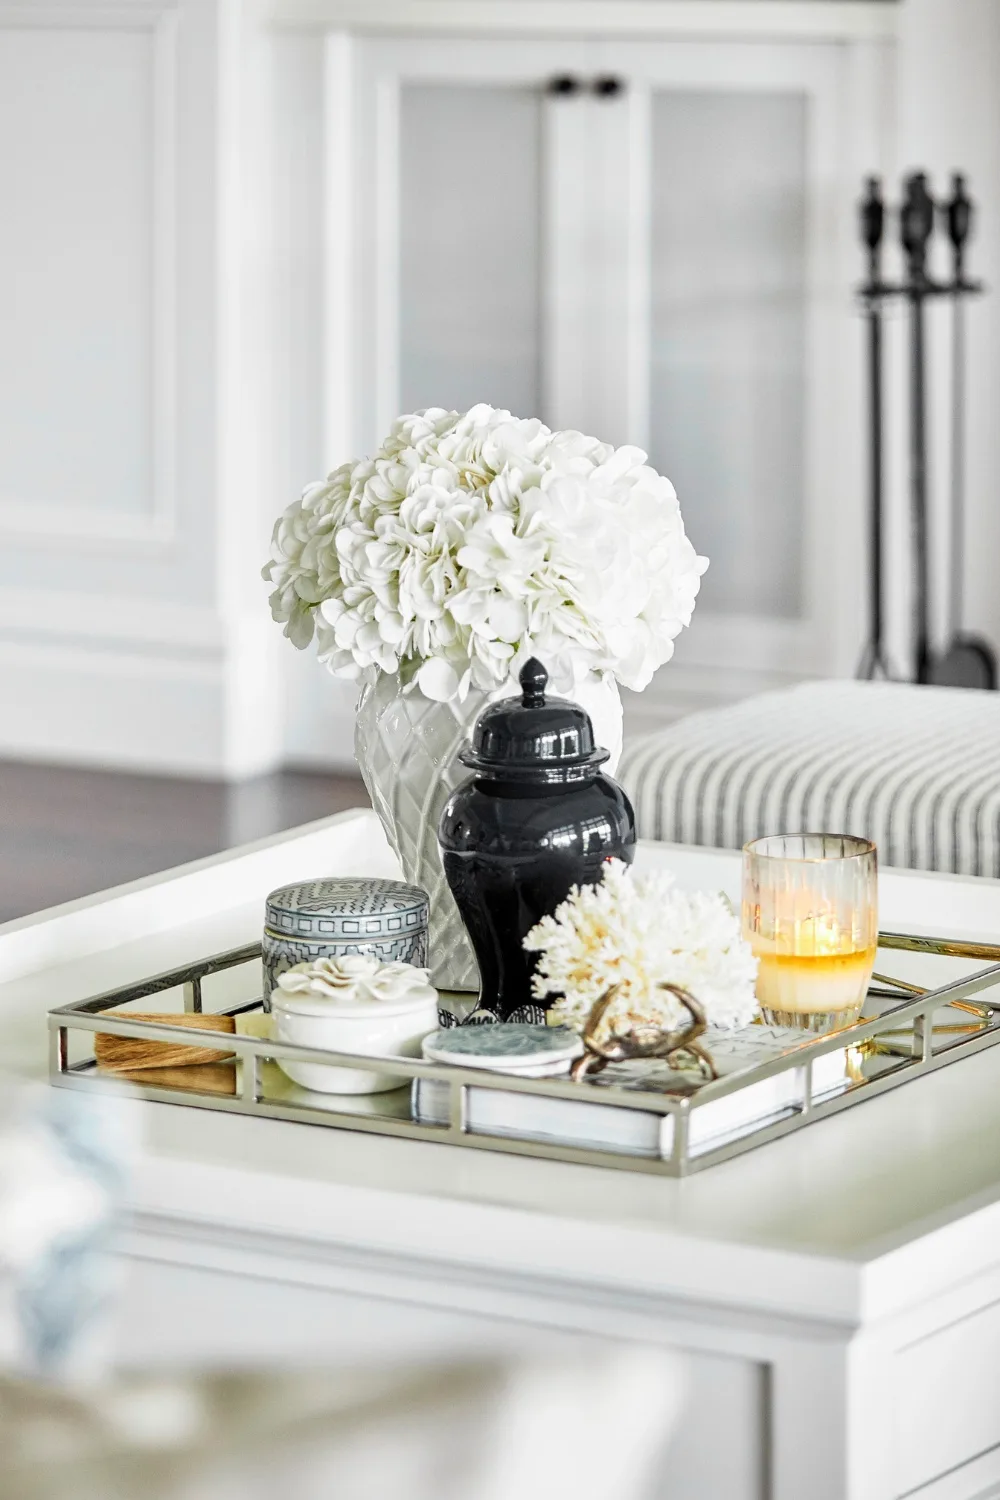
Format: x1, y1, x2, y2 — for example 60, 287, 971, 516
264, 877, 429, 941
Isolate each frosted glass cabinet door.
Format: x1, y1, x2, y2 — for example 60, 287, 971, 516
344, 37, 595, 452
649, 90, 806, 621
398, 84, 542, 419
600, 37, 851, 697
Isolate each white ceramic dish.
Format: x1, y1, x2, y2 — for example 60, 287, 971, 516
271, 988, 439, 1094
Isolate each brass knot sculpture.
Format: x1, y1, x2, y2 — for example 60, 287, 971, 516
569, 982, 718, 1082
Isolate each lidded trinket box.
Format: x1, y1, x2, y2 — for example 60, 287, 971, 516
262, 877, 428, 1006
438, 659, 636, 1020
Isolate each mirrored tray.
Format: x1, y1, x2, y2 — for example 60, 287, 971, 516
47, 930, 1000, 1176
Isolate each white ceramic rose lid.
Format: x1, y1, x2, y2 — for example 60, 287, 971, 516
421, 1023, 583, 1071
270, 955, 438, 1018
271, 987, 437, 1019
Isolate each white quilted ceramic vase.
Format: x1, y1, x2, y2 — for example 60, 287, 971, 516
354, 668, 623, 993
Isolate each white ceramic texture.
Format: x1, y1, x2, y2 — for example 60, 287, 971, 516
354, 668, 623, 992
271, 990, 439, 1094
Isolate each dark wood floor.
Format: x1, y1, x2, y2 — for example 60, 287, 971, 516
0, 760, 370, 923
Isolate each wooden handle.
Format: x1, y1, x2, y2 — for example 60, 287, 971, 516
95, 1011, 236, 1073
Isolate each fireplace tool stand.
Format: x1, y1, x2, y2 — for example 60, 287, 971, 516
856, 171, 995, 689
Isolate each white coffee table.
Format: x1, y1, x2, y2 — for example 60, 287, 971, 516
4, 808, 1000, 1500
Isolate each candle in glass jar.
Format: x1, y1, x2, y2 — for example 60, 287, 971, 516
751, 910, 877, 1019
742, 835, 878, 1033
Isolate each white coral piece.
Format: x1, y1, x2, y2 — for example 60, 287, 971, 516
523, 860, 758, 1036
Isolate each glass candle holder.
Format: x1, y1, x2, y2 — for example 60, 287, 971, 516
742, 834, 878, 1033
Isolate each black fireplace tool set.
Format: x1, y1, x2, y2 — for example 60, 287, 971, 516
857, 171, 996, 690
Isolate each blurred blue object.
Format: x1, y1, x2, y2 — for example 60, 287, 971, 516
0, 1079, 136, 1376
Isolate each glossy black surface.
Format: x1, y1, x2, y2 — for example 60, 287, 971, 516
438, 660, 635, 1019
461, 658, 609, 783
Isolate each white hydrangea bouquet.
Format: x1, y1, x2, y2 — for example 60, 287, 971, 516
264, 403, 706, 704
524, 860, 758, 1042
263, 404, 706, 991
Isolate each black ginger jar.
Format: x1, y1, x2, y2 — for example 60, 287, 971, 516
438, 659, 636, 1020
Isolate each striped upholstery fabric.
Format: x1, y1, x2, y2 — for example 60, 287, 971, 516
618, 680, 1000, 877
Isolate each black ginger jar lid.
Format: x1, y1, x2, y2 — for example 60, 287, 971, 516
459, 659, 610, 785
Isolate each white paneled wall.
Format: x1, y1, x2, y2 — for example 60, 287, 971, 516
0, 0, 281, 776
0, 29, 157, 530
4, 1, 998, 775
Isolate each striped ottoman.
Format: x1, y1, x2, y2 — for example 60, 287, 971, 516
618, 680, 1000, 877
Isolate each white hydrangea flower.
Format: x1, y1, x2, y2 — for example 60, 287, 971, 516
523, 860, 758, 1035
263, 405, 708, 702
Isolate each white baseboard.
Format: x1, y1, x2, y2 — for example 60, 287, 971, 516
279, 649, 360, 773
0, 585, 288, 778
621, 662, 812, 739
0, 587, 225, 654
0, 609, 813, 778
0, 637, 282, 779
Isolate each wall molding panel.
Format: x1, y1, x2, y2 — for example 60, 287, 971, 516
0, 504, 174, 555
0, 588, 223, 656
0, 6, 178, 555
0, 0, 287, 777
